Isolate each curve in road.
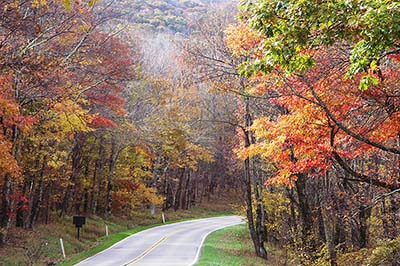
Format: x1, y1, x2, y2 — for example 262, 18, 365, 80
75, 216, 244, 266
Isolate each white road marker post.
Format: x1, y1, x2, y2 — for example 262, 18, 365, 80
106, 225, 109, 236
59, 238, 66, 259
162, 212, 166, 224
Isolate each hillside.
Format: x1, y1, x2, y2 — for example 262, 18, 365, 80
102, 0, 230, 33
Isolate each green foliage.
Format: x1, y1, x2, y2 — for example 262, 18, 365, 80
239, 0, 400, 82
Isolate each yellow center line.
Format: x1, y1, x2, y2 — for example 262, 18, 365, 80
124, 229, 184, 266
124, 223, 229, 265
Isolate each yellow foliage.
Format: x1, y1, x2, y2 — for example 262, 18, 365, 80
47, 151, 69, 170
51, 99, 92, 134
31, 0, 47, 8
263, 190, 290, 232
225, 22, 262, 58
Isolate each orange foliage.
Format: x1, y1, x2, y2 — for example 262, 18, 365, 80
235, 46, 400, 186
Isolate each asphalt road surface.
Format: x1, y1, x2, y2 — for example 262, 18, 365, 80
75, 216, 244, 266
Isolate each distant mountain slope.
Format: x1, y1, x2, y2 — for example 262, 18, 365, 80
102, 0, 232, 34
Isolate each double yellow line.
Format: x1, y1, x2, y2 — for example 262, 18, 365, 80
124, 229, 183, 266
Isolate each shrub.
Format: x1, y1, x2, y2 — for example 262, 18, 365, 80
367, 237, 400, 266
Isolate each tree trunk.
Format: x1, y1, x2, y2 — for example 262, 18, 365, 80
286, 188, 298, 242
253, 164, 268, 258
295, 173, 314, 251
317, 207, 326, 243
322, 208, 337, 266
91, 141, 105, 215
0, 174, 12, 246
60, 133, 82, 217
182, 169, 192, 210
243, 97, 268, 260
44, 181, 53, 224
28, 156, 46, 228
15, 172, 29, 228
83, 189, 89, 214
105, 139, 117, 217
174, 169, 185, 211
358, 205, 370, 248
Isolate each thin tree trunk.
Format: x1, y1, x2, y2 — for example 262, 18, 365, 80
322, 207, 337, 266
295, 173, 314, 251
60, 133, 82, 217
174, 169, 185, 211
44, 181, 53, 224
253, 163, 268, 258
183, 169, 192, 210
358, 205, 370, 248
317, 207, 326, 243
91, 141, 105, 215
243, 97, 267, 259
28, 156, 46, 228
15, 172, 30, 228
0, 174, 12, 246
105, 139, 117, 217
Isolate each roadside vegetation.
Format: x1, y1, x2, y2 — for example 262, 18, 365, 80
0, 198, 234, 266
196, 224, 272, 266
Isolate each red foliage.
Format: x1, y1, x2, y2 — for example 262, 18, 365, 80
89, 115, 118, 128
247, 47, 400, 186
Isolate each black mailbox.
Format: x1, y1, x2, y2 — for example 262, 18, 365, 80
73, 216, 86, 228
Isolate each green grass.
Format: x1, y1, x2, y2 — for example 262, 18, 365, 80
196, 224, 312, 266
196, 224, 267, 266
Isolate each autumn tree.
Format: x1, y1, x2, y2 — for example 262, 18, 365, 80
181, 3, 270, 259
0, 0, 145, 242
226, 0, 400, 264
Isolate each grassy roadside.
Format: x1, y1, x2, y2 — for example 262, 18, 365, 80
196, 224, 267, 266
196, 224, 291, 266
0, 207, 233, 266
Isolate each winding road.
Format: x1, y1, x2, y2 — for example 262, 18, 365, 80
75, 216, 243, 266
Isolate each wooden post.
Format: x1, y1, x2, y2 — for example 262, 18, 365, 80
60, 238, 66, 259
77, 227, 80, 240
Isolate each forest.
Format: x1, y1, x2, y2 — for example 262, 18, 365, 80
0, 0, 400, 265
